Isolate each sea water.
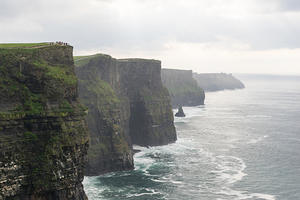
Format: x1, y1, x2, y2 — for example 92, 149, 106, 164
83, 75, 300, 200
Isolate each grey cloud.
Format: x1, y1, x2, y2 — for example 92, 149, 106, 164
0, 0, 300, 52
278, 0, 300, 11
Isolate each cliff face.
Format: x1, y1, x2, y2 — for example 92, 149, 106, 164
193, 73, 245, 92
161, 69, 205, 108
118, 59, 176, 147
75, 55, 176, 176
75, 55, 133, 176
0, 45, 89, 199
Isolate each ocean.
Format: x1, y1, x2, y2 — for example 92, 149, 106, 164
83, 75, 300, 200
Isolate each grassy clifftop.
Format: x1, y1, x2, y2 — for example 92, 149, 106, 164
0, 43, 49, 48
0, 45, 78, 115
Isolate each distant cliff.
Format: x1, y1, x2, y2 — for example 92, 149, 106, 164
75, 54, 176, 176
0, 45, 89, 199
193, 73, 245, 92
161, 69, 205, 107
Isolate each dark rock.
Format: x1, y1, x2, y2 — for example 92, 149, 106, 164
118, 59, 177, 147
175, 106, 186, 117
0, 45, 89, 199
75, 54, 177, 176
133, 149, 142, 154
75, 54, 134, 176
161, 69, 205, 108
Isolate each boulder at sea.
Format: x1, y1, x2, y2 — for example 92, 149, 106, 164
175, 106, 186, 117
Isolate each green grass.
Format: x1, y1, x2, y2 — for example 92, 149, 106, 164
73, 55, 90, 61
32, 61, 77, 86
74, 54, 111, 67
0, 43, 50, 49
73, 54, 104, 61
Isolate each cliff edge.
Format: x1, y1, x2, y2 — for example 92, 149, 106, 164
0, 44, 89, 199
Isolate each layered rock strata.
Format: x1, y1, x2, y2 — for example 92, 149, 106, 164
0, 45, 89, 199
75, 54, 176, 176
75, 55, 133, 176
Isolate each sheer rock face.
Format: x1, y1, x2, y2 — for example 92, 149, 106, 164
118, 59, 177, 147
193, 73, 245, 92
75, 55, 134, 176
0, 46, 89, 200
161, 69, 205, 108
75, 55, 176, 175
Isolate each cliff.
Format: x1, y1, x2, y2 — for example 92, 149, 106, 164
0, 44, 89, 199
193, 73, 245, 92
161, 69, 205, 107
118, 59, 176, 146
75, 54, 176, 176
75, 54, 134, 176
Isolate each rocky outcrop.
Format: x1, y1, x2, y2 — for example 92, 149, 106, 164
0, 45, 89, 199
161, 69, 205, 108
193, 73, 245, 92
175, 106, 185, 117
75, 54, 176, 176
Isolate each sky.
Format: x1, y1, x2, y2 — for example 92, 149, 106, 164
1, 0, 300, 75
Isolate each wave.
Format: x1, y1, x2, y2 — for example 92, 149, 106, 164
216, 188, 276, 200
210, 155, 275, 200
212, 155, 247, 185
126, 188, 163, 198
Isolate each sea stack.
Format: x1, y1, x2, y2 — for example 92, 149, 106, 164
175, 106, 186, 117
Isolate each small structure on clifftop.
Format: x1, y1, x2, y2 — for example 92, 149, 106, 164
175, 106, 186, 117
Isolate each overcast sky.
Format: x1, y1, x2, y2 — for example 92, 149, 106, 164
1, 0, 300, 74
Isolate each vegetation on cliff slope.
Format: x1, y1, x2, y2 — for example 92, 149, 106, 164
0, 47, 80, 115
0, 44, 89, 199
75, 54, 133, 175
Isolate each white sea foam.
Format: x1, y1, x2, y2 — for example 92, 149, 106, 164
212, 155, 247, 185
126, 188, 162, 197
83, 176, 107, 199
210, 154, 275, 200
216, 187, 276, 200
